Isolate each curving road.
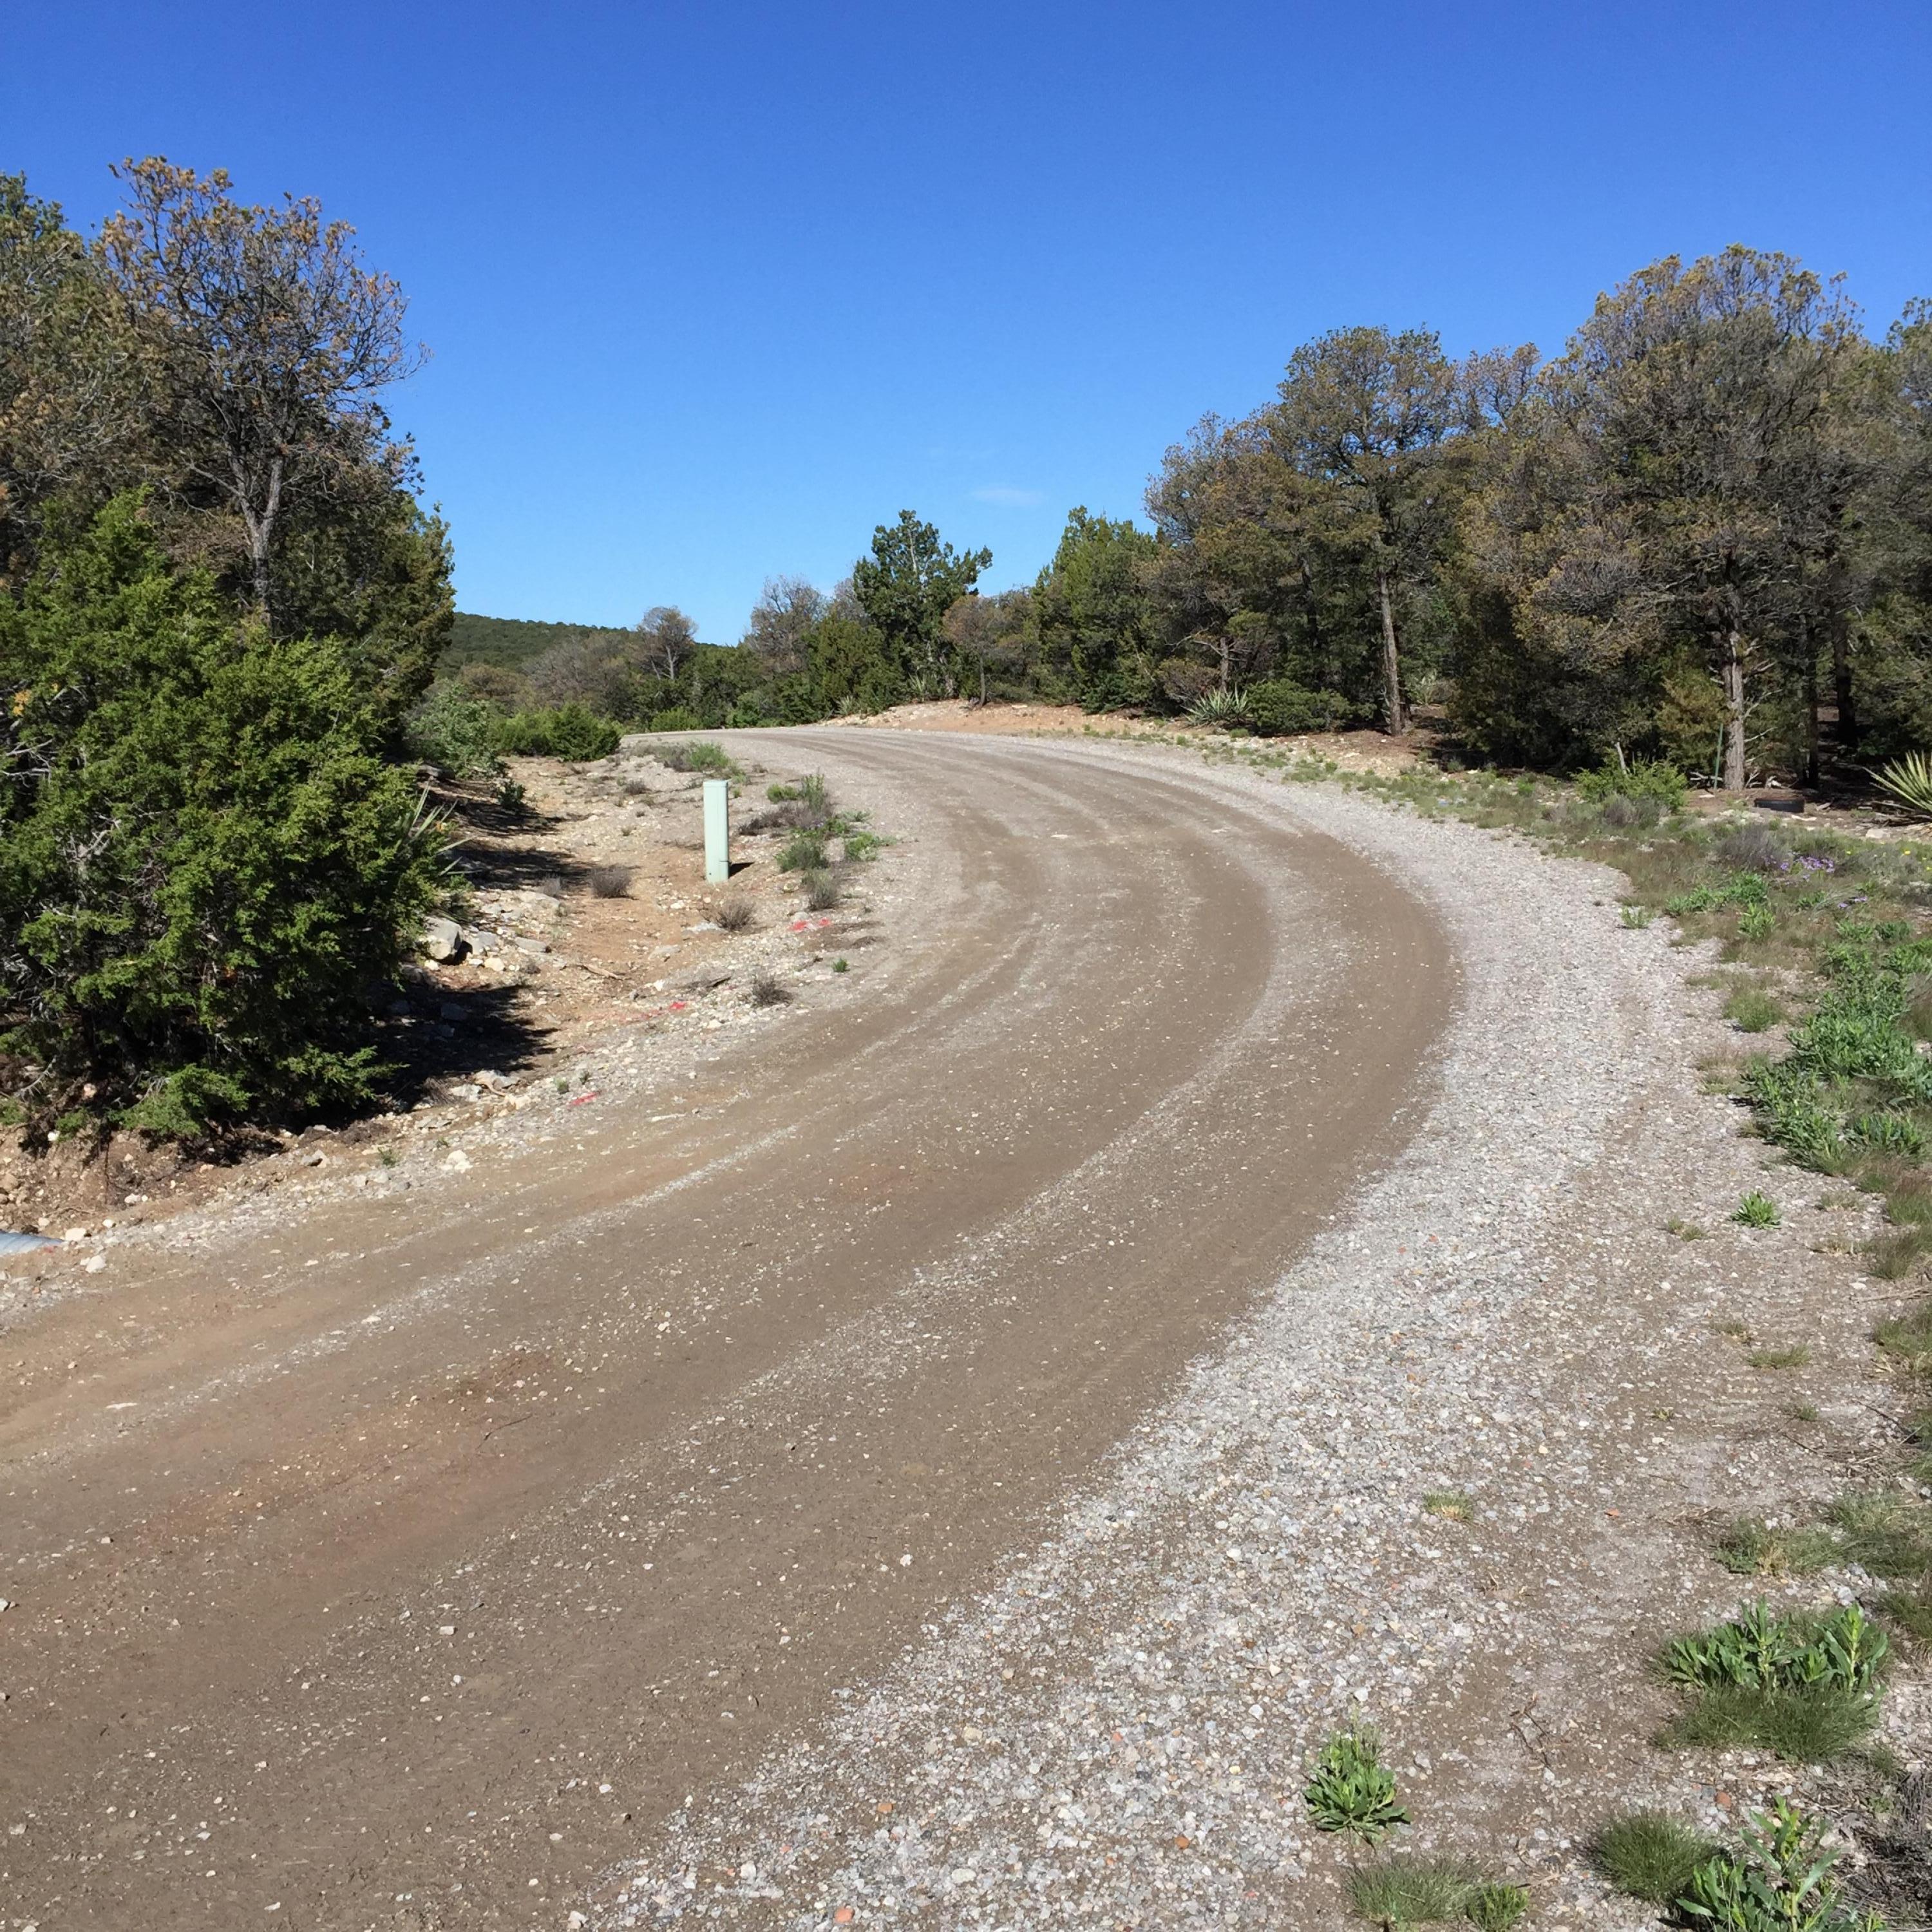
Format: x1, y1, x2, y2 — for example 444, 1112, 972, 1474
0, 734, 1452, 1928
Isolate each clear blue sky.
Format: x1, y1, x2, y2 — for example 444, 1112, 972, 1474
6, 2, 1929, 641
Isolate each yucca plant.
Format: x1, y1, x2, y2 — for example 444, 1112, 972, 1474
1186, 685, 1252, 728
1873, 751, 1932, 819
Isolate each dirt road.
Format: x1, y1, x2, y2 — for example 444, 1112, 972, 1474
0, 735, 1451, 1929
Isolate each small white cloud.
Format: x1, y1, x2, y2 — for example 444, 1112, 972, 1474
970, 486, 1045, 508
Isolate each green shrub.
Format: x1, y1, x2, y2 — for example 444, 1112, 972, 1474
1576, 755, 1688, 809
406, 679, 505, 777
495, 703, 621, 761
779, 830, 829, 873
1303, 1727, 1408, 1844
647, 706, 703, 733
1734, 1191, 1781, 1227
655, 739, 735, 774
1463, 1882, 1530, 1931
0, 495, 442, 1131
1247, 679, 1360, 736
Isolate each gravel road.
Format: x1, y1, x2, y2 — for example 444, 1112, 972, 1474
3, 734, 1914, 1930
3, 734, 1454, 1927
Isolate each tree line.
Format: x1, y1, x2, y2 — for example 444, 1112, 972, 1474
455, 245, 1931, 794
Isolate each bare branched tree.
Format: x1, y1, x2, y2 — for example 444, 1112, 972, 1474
97, 158, 423, 620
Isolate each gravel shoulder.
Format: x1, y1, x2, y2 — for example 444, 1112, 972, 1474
592, 741, 1927, 1931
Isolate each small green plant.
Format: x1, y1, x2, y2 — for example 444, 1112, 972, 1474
1826, 1491, 1932, 1578
1738, 900, 1777, 942
1716, 1519, 1834, 1578
1668, 1217, 1708, 1240
1877, 1575, 1932, 1643
375, 1144, 399, 1167
831, 957, 849, 974
1659, 1601, 1887, 1762
1678, 1797, 1885, 1932
1621, 904, 1656, 928
1864, 1229, 1932, 1282
1347, 1859, 1473, 1928
555, 1076, 570, 1094
494, 776, 527, 811
842, 828, 892, 861
1595, 1810, 1723, 1905
766, 782, 802, 802
1747, 1343, 1812, 1370
778, 830, 829, 873
804, 869, 840, 912
1875, 1299, 1932, 1371
1734, 1191, 1782, 1227
1726, 986, 1785, 1032
1422, 1492, 1473, 1522
1463, 1882, 1530, 1931
1303, 1727, 1408, 1844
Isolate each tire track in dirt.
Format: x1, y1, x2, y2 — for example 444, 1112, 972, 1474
0, 734, 1451, 1928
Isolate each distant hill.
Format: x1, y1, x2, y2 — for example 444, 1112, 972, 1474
445, 612, 634, 672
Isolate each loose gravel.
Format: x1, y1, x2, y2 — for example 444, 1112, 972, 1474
591, 746, 1926, 1931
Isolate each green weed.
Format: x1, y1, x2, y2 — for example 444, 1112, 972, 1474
1422, 1491, 1473, 1522
1715, 1519, 1833, 1578
1826, 1492, 1932, 1578
1734, 1191, 1782, 1227
1346, 1859, 1472, 1928
1875, 1299, 1932, 1370
1595, 1810, 1721, 1906
1747, 1343, 1813, 1369
1668, 1217, 1708, 1240
1303, 1727, 1408, 1844
1726, 986, 1785, 1032
1621, 904, 1654, 929
1658, 1601, 1886, 1763
1864, 1229, 1932, 1282
1463, 1883, 1530, 1931
778, 830, 829, 873
1678, 1798, 1884, 1932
